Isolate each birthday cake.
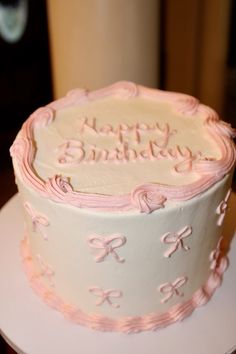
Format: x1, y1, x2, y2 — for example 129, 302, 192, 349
10, 81, 236, 333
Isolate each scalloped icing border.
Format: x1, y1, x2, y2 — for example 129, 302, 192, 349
10, 81, 236, 213
21, 234, 228, 333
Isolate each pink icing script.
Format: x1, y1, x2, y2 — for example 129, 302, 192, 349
77, 116, 175, 145
57, 138, 201, 175
21, 234, 228, 333
56, 116, 198, 169
10, 81, 236, 213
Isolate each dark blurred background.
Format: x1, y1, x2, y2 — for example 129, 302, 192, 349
0, 0, 235, 352
0, 0, 52, 352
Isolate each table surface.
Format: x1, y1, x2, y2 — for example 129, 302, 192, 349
0, 194, 236, 354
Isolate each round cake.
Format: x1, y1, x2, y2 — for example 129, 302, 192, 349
10, 81, 236, 333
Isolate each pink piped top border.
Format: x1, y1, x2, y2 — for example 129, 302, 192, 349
10, 81, 236, 213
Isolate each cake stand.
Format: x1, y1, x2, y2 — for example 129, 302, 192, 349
0, 194, 236, 354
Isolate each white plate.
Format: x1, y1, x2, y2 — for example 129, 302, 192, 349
0, 194, 236, 354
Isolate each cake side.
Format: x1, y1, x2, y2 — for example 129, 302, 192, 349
16, 169, 232, 332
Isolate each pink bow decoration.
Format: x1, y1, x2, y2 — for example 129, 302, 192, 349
37, 254, 55, 287
24, 202, 49, 240
88, 234, 126, 263
89, 287, 122, 308
209, 237, 223, 271
161, 226, 192, 258
159, 276, 187, 304
216, 189, 231, 226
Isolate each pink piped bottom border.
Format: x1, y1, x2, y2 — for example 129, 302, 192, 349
21, 236, 228, 333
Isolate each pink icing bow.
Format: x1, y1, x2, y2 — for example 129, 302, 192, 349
209, 237, 223, 271
37, 254, 55, 287
161, 226, 192, 258
24, 202, 49, 240
89, 287, 122, 308
88, 234, 126, 263
159, 276, 187, 304
216, 189, 231, 226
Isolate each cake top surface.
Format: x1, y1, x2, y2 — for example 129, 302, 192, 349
11, 81, 236, 213
33, 96, 220, 195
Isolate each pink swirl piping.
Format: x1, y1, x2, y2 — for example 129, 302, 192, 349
131, 187, 167, 213
10, 81, 236, 213
31, 107, 55, 128
21, 234, 228, 333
